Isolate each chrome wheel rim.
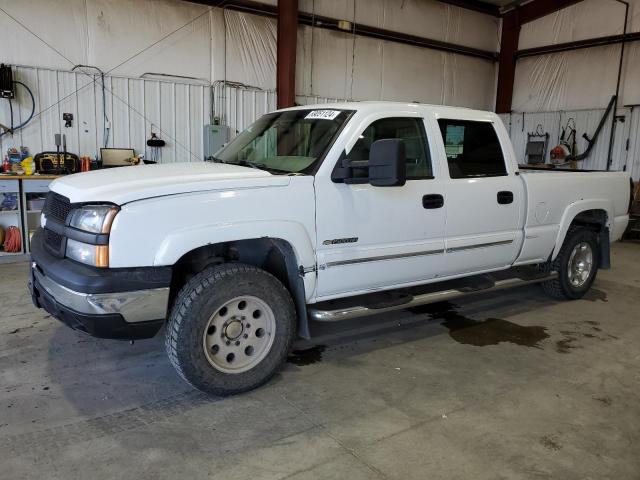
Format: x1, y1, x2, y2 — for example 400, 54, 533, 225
203, 296, 276, 374
567, 242, 593, 288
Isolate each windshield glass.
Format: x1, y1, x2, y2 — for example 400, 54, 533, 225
213, 109, 353, 174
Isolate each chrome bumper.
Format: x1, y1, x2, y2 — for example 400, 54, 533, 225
32, 264, 169, 323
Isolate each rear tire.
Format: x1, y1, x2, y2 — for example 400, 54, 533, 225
541, 226, 599, 300
165, 263, 296, 396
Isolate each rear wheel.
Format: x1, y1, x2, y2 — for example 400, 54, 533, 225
165, 263, 296, 396
541, 226, 599, 299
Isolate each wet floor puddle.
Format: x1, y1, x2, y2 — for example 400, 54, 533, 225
412, 302, 549, 348
583, 288, 608, 302
291, 290, 609, 362
287, 345, 326, 365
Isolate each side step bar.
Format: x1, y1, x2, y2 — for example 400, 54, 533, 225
308, 272, 557, 322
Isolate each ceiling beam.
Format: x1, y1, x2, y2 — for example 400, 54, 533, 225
509, 0, 584, 24
186, 0, 498, 61
517, 31, 640, 57
434, 0, 500, 17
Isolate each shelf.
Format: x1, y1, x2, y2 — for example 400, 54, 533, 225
27, 209, 42, 214
0, 250, 22, 256
0, 210, 19, 215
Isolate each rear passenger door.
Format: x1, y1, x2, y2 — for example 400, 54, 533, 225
434, 117, 524, 276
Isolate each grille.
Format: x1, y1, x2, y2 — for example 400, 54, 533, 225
43, 192, 72, 223
45, 228, 63, 251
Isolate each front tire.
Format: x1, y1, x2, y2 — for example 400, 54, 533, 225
165, 263, 296, 396
541, 226, 599, 300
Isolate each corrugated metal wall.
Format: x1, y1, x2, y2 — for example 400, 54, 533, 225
212, 83, 277, 136
4, 66, 637, 179
0, 67, 346, 164
629, 108, 640, 181
0, 66, 210, 163
500, 109, 639, 179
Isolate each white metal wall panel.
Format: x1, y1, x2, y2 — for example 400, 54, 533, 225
57, 71, 80, 154
508, 112, 560, 164
560, 109, 611, 171
502, 108, 638, 179
189, 84, 205, 162
217, 85, 276, 136
295, 95, 347, 105
497, 113, 511, 136
110, 77, 130, 150
38, 69, 62, 153
160, 82, 177, 164
627, 109, 640, 180
0, 66, 210, 164
174, 83, 192, 164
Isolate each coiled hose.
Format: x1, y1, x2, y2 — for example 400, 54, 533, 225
3, 226, 22, 253
0, 81, 36, 138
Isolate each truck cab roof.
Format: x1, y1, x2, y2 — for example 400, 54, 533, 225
280, 101, 498, 122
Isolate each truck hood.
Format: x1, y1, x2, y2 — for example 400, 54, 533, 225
49, 162, 291, 204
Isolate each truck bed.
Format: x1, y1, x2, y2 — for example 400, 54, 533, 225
515, 168, 630, 265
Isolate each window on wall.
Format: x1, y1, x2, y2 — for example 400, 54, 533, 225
437, 119, 507, 179
348, 117, 433, 180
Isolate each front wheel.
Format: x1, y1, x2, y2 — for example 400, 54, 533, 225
541, 226, 599, 300
165, 263, 296, 396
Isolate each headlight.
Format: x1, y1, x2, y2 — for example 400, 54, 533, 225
66, 205, 117, 267
68, 205, 118, 233
65, 238, 108, 267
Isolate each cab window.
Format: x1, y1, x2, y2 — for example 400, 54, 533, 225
437, 119, 507, 179
348, 117, 433, 180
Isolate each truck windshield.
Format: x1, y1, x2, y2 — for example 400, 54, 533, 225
212, 109, 353, 174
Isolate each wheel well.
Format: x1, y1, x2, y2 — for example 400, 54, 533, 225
567, 209, 610, 269
570, 209, 607, 232
169, 238, 310, 339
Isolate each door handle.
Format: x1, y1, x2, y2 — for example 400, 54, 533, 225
497, 191, 514, 204
422, 194, 444, 209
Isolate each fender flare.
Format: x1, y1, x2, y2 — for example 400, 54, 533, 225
551, 198, 613, 260
154, 220, 315, 269
154, 220, 316, 339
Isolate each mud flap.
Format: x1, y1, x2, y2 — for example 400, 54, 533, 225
599, 228, 611, 269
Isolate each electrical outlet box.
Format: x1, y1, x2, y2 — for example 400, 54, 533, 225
203, 124, 230, 160
0, 64, 14, 99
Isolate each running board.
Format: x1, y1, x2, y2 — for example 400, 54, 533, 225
308, 272, 557, 322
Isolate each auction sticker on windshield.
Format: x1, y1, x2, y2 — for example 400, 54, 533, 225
305, 110, 341, 120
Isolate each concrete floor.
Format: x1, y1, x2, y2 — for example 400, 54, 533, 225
1, 242, 639, 480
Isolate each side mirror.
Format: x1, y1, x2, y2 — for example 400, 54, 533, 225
368, 139, 406, 187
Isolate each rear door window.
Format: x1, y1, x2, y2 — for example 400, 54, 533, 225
437, 119, 507, 179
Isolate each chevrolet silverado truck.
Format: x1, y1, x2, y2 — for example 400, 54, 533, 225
29, 102, 632, 395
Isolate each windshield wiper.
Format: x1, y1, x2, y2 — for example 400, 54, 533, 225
213, 159, 291, 175
205, 156, 225, 163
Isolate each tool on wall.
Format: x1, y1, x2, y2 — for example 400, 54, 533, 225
146, 129, 165, 164
0, 64, 36, 139
63, 112, 73, 128
565, 95, 616, 166
550, 118, 577, 166
525, 124, 549, 164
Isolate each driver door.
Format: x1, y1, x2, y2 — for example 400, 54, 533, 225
314, 115, 446, 299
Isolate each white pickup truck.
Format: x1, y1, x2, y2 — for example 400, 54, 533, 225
29, 102, 632, 395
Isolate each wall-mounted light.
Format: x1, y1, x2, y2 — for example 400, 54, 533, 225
337, 20, 353, 31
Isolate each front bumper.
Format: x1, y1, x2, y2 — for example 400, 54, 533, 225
29, 228, 171, 340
